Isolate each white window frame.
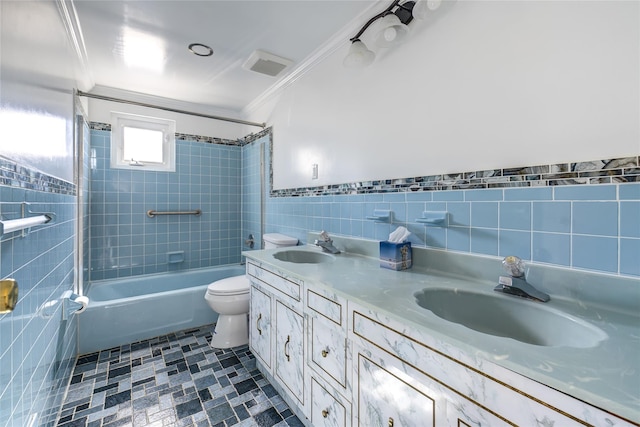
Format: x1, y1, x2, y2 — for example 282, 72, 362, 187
110, 112, 176, 172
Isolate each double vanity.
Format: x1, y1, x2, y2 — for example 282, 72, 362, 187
243, 233, 639, 427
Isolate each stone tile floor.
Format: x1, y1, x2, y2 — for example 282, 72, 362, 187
56, 325, 304, 427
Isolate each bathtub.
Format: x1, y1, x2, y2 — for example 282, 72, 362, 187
78, 264, 246, 355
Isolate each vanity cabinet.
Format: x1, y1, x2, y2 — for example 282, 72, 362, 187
247, 261, 307, 416
245, 252, 637, 427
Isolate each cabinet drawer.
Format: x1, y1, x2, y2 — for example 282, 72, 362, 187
311, 377, 348, 427
247, 262, 301, 302
310, 316, 347, 387
307, 288, 344, 326
357, 353, 435, 427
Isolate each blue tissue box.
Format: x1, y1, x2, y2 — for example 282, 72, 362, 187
379, 241, 412, 270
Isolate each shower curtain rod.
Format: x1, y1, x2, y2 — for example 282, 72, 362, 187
76, 90, 266, 129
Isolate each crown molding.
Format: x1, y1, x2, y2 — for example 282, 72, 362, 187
242, 1, 382, 117
56, 0, 94, 91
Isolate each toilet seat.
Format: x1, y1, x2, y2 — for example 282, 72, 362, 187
206, 275, 249, 296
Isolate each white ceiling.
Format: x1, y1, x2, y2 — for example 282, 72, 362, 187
72, 1, 378, 114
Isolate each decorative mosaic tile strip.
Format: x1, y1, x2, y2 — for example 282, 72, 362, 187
174, 133, 241, 146
90, 122, 249, 146
241, 127, 272, 145
0, 156, 76, 195
90, 121, 112, 131
270, 156, 640, 197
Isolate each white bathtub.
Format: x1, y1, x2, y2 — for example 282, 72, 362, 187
78, 264, 245, 354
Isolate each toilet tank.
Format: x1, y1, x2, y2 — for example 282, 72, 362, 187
263, 233, 298, 249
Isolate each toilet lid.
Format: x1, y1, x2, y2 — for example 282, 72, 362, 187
207, 275, 249, 296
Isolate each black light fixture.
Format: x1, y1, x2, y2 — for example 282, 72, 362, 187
343, 0, 441, 68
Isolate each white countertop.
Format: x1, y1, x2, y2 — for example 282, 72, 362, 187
244, 240, 640, 424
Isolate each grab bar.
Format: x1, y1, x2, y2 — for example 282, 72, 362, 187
147, 209, 202, 218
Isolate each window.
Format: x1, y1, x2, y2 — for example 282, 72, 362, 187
111, 112, 176, 171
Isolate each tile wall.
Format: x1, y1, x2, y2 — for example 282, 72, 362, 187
0, 159, 78, 427
265, 159, 640, 277
88, 127, 243, 280
87, 122, 638, 280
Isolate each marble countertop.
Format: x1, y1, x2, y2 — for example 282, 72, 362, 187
243, 240, 640, 424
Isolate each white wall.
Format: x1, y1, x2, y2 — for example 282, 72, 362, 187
0, 1, 82, 182
249, 0, 639, 190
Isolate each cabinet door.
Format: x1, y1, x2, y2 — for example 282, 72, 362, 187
250, 285, 272, 369
357, 354, 435, 427
310, 316, 347, 388
275, 301, 305, 406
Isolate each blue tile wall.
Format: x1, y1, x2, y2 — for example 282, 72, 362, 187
0, 183, 77, 427
89, 130, 242, 280
265, 183, 640, 277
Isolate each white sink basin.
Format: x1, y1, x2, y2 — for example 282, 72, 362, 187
272, 250, 335, 264
414, 288, 607, 348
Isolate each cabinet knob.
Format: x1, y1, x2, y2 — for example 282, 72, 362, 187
388, 417, 394, 427
321, 349, 329, 357
322, 409, 329, 418
256, 313, 262, 335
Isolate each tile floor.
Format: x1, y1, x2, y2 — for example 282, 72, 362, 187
56, 325, 303, 427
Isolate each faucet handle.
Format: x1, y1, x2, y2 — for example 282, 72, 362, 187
502, 256, 525, 277
319, 230, 330, 241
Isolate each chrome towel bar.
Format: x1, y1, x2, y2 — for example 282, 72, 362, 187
0, 202, 55, 238
147, 209, 202, 218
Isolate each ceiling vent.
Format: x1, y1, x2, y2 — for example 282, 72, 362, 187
242, 50, 293, 77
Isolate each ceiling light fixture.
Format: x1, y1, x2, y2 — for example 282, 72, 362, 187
344, 0, 437, 68
188, 43, 214, 57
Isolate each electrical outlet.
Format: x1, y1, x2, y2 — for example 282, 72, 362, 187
312, 164, 318, 180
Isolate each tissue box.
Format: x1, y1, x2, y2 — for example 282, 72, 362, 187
379, 241, 412, 270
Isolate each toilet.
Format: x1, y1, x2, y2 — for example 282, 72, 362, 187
262, 232, 298, 249
204, 233, 298, 349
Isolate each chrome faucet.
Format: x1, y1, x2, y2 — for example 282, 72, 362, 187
314, 231, 340, 254
494, 256, 550, 302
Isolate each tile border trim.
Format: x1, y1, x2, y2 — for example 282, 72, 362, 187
270, 156, 640, 197
90, 122, 273, 147
0, 156, 76, 195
